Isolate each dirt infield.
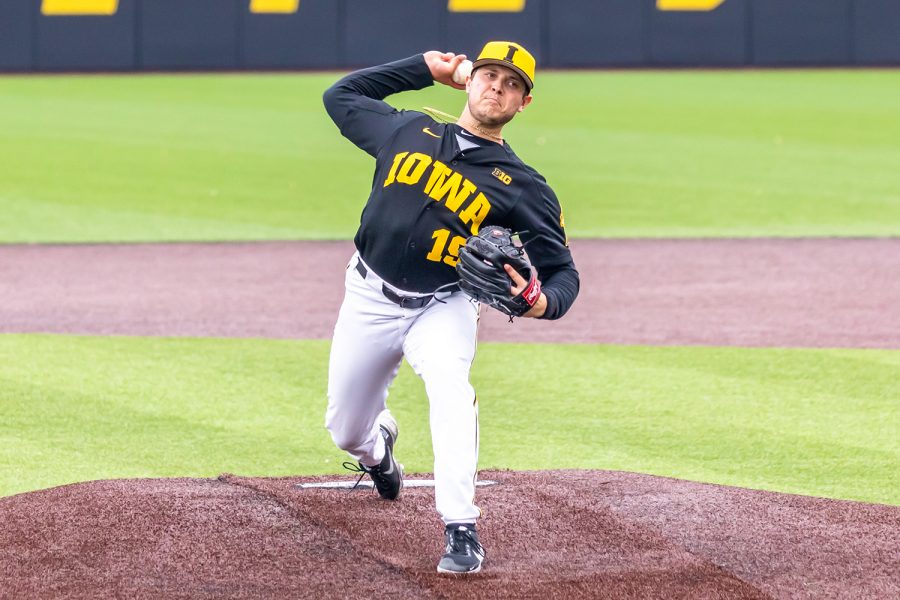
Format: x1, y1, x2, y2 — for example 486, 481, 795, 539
2, 470, 897, 599
2, 238, 899, 347
3, 238, 898, 597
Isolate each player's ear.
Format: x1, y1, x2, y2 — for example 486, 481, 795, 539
518, 94, 533, 112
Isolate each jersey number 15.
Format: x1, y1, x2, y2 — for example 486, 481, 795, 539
427, 228, 467, 267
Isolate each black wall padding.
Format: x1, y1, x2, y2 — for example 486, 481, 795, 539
242, 0, 340, 68
648, 0, 748, 66
547, 0, 645, 67
344, 0, 443, 67
140, 0, 240, 69
445, 0, 543, 64
0, 0, 34, 70
3, 0, 899, 72
36, 0, 137, 70
853, 0, 900, 64
752, 0, 853, 65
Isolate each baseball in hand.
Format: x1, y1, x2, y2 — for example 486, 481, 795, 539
452, 59, 473, 85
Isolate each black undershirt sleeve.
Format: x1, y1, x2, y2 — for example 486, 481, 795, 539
504, 175, 580, 320
536, 263, 580, 320
322, 55, 434, 157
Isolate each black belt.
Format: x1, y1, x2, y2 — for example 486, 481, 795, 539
355, 260, 433, 309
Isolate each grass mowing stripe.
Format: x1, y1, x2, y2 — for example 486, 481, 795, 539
1, 335, 896, 504
1, 70, 898, 242
469, 344, 898, 504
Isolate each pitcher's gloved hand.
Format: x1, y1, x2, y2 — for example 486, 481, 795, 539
456, 226, 542, 318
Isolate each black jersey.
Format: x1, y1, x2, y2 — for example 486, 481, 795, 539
324, 55, 579, 319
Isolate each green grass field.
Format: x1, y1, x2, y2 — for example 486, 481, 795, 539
1, 335, 897, 504
1, 71, 897, 505
1, 70, 898, 242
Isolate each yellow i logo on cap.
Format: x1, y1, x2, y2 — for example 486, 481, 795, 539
472, 41, 536, 90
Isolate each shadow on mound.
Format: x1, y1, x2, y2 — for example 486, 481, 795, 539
2, 470, 897, 599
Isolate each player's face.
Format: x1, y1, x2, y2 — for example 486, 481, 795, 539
466, 65, 532, 127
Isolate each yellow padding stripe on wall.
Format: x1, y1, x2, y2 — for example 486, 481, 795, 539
657, 0, 726, 10
42, 0, 118, 15
448, 0, 526, 13
250, 0, 299, 14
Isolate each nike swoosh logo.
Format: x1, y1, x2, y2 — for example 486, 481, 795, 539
383, 460, 394, 475
422, 127, 441, 138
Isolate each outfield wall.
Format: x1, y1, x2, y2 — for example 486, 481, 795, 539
1, 0, 898, 72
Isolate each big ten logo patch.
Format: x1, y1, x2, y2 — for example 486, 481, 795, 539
492, 168, 512, 185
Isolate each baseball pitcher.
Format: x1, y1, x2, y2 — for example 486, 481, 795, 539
322, 41, 580, 574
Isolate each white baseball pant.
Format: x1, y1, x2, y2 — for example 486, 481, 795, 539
325, 253, 482, 524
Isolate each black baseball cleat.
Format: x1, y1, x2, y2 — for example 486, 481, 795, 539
437, 523, 485, 574
343, 414, 403, 499
346, 414, 403, 500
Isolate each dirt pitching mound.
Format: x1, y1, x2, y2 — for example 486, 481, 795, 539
2, 470, 897, 599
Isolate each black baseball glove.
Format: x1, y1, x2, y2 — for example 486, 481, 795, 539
456, 226, 542, 318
